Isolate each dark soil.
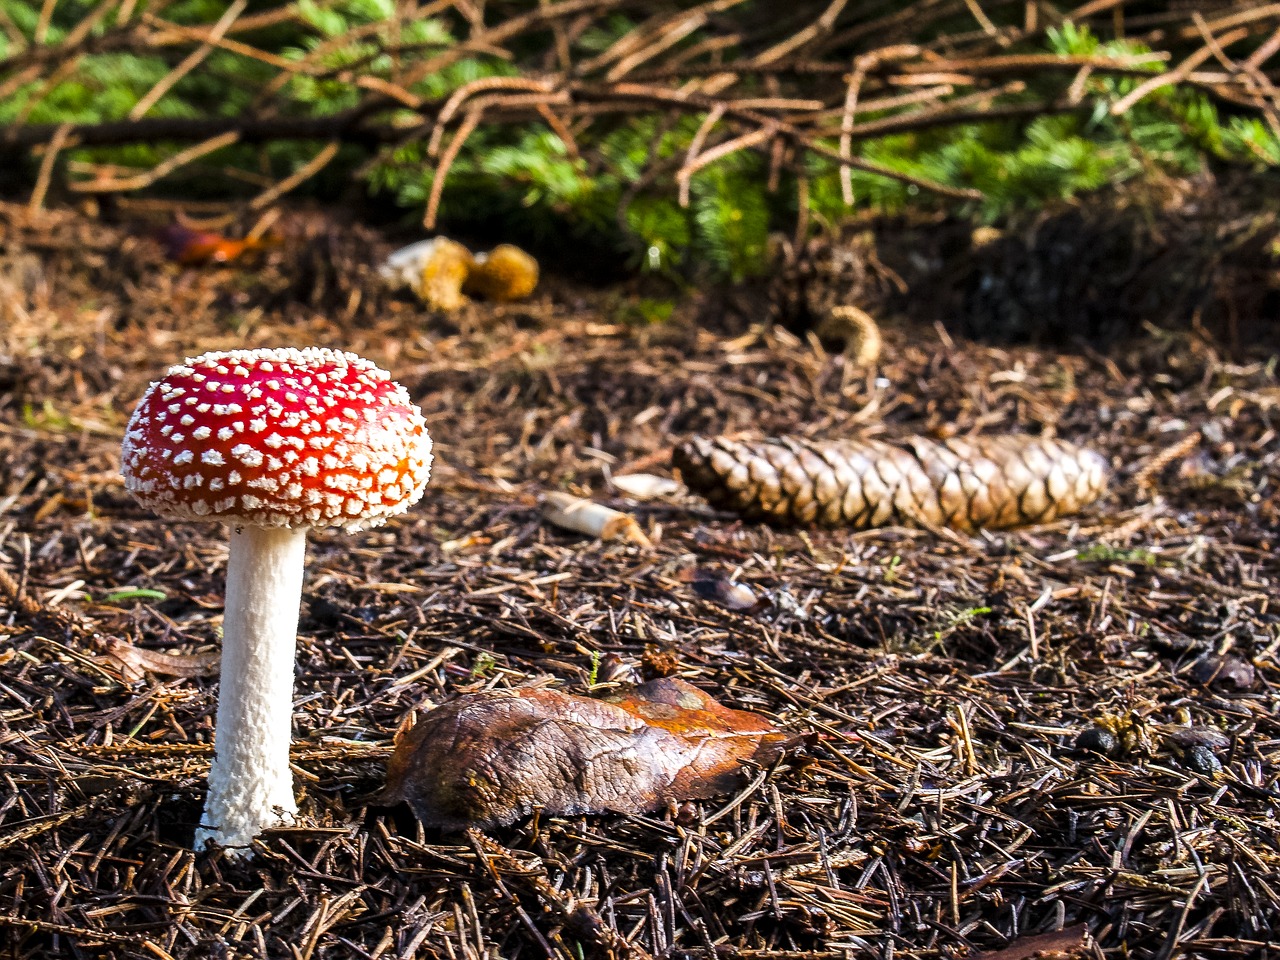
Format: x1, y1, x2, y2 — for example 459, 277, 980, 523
0, 201, 1277, 960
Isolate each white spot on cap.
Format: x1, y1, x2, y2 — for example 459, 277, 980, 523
231, 444, 264, 467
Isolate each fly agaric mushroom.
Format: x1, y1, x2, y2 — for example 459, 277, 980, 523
120, 347, 433, 853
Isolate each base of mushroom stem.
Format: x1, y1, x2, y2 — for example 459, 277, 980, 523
193, 805, 299, 858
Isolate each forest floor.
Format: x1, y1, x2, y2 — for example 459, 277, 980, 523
0, 201, 1277, 960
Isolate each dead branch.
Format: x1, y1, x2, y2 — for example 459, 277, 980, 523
426, 107, 483, 230
1, 0, 1277, 232
67, 131, 242, 193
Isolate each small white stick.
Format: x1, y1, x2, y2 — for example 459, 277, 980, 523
542, 492, 651, 546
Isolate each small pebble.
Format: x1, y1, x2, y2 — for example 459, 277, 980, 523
1181, 744, 1223, 776
1075, 726, 1118, 757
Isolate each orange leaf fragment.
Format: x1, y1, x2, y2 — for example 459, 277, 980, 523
155, 225, 276, 266
381, 678, 796, 830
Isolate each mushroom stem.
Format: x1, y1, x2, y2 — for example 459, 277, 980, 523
194, 524, 305, 853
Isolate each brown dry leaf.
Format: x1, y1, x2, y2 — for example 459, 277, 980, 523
381, 678, 796, 830
101, 638, 221, 682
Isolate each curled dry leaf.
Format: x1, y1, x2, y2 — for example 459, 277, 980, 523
816, 305, 882, 367
592, 652, 639, 686
542, 492, 651, 546
689, 571, 767, 613
101, 637, 221, 682
381, 678, 796, 830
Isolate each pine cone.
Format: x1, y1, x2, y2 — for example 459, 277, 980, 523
673, 434, 1108, 531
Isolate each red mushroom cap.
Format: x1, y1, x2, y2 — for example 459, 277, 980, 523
121, 347, 433, 531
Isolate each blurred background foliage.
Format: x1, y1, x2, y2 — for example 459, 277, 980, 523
2, 0, 1278, 280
